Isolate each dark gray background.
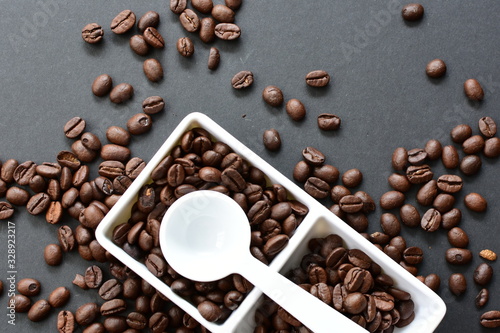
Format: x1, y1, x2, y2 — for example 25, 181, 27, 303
0, 1, 499, 332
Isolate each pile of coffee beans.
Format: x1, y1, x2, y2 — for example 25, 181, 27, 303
254, 234, 415, 332
111, 128, 310, 323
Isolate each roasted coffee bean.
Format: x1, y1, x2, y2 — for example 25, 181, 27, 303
104, 316, 128, 332
85, 265, 103, 288
380, 213, 401, 237
138, 11, 159, 32
146, 254, 167, 277
437, 174, 463, 193
214, 22, 240, 40
263, 234, 289, 256
460, 155, 482, 176
476, 288, 489, 308
451, 124, 472, 143
221, 167, 246, 192
6, 186, 30, 206
464, 78, 484, 101
463, 135, 485, 154
447, 227, 469, 248
446, 248, 472, 265
416, 180, 437, 206
313, 164, 339, 184
98, 161, 125, 179
474, 263, 493, 286
26, 192, 50, 215
424, 274, 441, 292
479, 116, 497, 137
28, 299, 51, 322
286, 98, 306, 121
262, 85, 284, 107
407, 148, 427, 165
197, 300, 221, 322
403, 247, 423, 265
317, 113, 341, 131
305, 70, 330, 87
126, 312, 147, 330
464, 192, 487, 212
125, 158, 145, 180
143, 59, 163, 82
263, 129, 281, 151
180, 9, 200, 32
421, 208, 441, 232
176, 37, 195, 57
49, 287, 71, 308
484, 137, 500, 158
11, 294, 31, 312
406, 164, 433, 184
82, 23, 104, 43
92, 74, 113, 97
480, 311, 500, 328
370, 232, 390, 245
425, 59, 446, 78
101, 144, 131, 162
129, 35, 150, 56
441, 208, 462, 230
101, 299, 127, 316
342, 169, 362, 188
212, 4, 235, 23
231, 70, 253, 89
149, 312, 169, 332
29, 175, 46, 193
46, 200, 63, 224
57, 310, 75, 333
0, 201, 14, 219
380, 191, 405, 210
449, 273, 467, 296
433, 193, 455, 213
225, 0, 241, 10
344, 292, 367, 314
442, 145, 460, 169
196, 17, 216, 44
111, 9, 136, 34
104, 127, 130, 147
392, 147, 408, 171
293, 161, 311, 183
1, 159, 18, 183
35, 162, 62, 179
44, 243, 63, 266
388, 173, 411, 192
170, 0, 187, 14
402, 3, 424, 21
424, 139, 442, 160
80, 133, 101, 152
302, 147, 325, 166
13, 160, 37, 185
193, 0, 214, 13
127, 113, 153, 136
72, 274, 88, 290
18, 278, 41, 296
142, 27, 164, 49
304, 177, 330, 199
205, 47, 221, 71
110, 83, 134, 104
339, 195, 363, 213
57, 151, 81, 170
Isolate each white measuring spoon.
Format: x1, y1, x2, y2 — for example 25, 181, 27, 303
159, 190, 366, 332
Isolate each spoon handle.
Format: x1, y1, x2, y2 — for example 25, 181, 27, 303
236, 255, 367, 333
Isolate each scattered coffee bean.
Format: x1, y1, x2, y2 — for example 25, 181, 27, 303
28, 299, 51, 322
475, 288, 489, 308
425, 59, 446, 78
85, 265, 104, 289
286, 98, 306, 121
402, 3, 424, 21
106, 126, 131, 146
101, 144, 131, 162
212, 4, 235, 23
421, 208, 441, 232
6, 186, 30, 206
10, 294, 31, 313
460, 155, 482, 176
474, 263, 493, 286
305, 70, 330, 87
18, 278, 41, 296
424, 273, 441, 292
480, 311, 500, 328
400, 204, 420, 227
433, 193, 455, 213
380, 213, 401, 237
406, 164, 433, 184
26, 192, 50, 215
192, 0, 213, 13
388, 173, 411, 192
129, 35, 150, 56
64, 117, 86, 139
231, 70, 253, 89
424, 139, 443, 160
111, 9, 136, 34
263, 129, 281, 151
479, 116, 497, 137
44, 243, 63, 266
446, 248, 472, 265
92, 74, 113, 97
48, 286, 71, 308
449, 273, 467, 296
207, 47, 220, 70
82, 23, 104, 44
75, 303, 99, 326
317, 113, 341, 131
143, 58, 163, 82
137, 11, 160, 32
342, 169, 362, 188
180, 9, 200, 32
214, 23, 241, 40
479, 249, 497, 261
441, 208, 462, 230
262, 85, 284, 107
463, 135, 485, 154
464, 192, 487, 212
57, 310, 75, 333
199, 17, 216, 43
447, 227, 469, 248
302, 147, 325, 166
170, 0, 187, 14
408, 148, 427, 165
72, 274, 88, 290
484, 137, 500, 158
437, 174, 463, 193
143, 27, 165, 49
177, 37, 194, 57
380, 191, 405, 210
392, 147, 408, 171
127, 113, 153, 135
464, 79, 484, 101
225, 0, 242, 10
109, 83, 134, 104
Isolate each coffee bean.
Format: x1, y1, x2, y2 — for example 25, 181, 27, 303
76, 303, 99, 326
197, 300, 221, 322
92, 74, 113, 97
344, 292, 367, 314
205, 47, 221, 71
484, 137, 500, 158
129, 35, 150, 56
380, 213, 401, 237
72, 274, 88, 290
424, 274, 441, 292
138, 11, 160, 32
433, 193, 455, 213
463, 135, 485, 154
447, 227, 469, 248
416, 180, 437, 206
262, 85, 284, 107
192, 0, 214, 14
127, 113, 153, 135
448, 273, 467, 296
85, 265, 103, 288
388, 173, 411, 192
212, 4, 235, 23
339, 195, 363, 213
149, 312, 169, 332
330, 185, 351, 203
479, 116, 497, 137
56, 151, 81, 171
305, 70, 330, 87
104, 316, 128, 333
199, 17, 216, 43
1, 159, 18, 183
231, 70, 254, 89
403, 247, 423, 265
481, 311, 500, 328
57, 310, 75, 333
10, 294, 31, 312
424, 139, 442, 160
313, 164, 339, 184
475, 288, 489, 308
286, 98, 306, 121
49, 286, 71, 308
44, 243, 63, 266
474, 263, 493, 286
263, 234, 289, 256
446, 248, 472, 265
101, 299, 127, 316
29, 175, 46, 193
71, 140, 97, 163
380, 191, 405, 210
111, 9, 136, 34
126, 312, 147, 330
437, 174, 463, 193
101, 144, 131, 162
225, 0, 242, 10
317, 113, 341, 131
18, 278, 41, 296
6, 186, 30, 206
304, 177, 330, 199
143, 59, 163, 82
464, 78, 484, 101
180, 9, 200, 32
402, 3, 424, 21
441, 208, 462, 230
28, 299, 51, 322
214, 23, 241, 40
103, 127, 129, 147
425, 59, 446, 78
406, 164, 433, 184
293, 161, 311, 183
450, 124, 472, 144
464, 192, 487, 212
342, 169, 363, 188
392, 147, 408, 171
263, 129, 281, 151
302, 147, 325, 166
146, 253, 167, 277
221, 167, 246, 192
109, 83, 134, 104
13, 160, 37, 185
81, 22, 103, 44
143, 27, 165, 49
176, 37, 194, 57
399, 204, 420, 227
460, 154, 482, 176
0, 201, 14, 219
170, 0, 187, 14
26, 192, 50, 215
421, 208, 441, 232
407, 148, 427, 165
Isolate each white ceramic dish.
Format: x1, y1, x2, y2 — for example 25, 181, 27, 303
96, 112, 446, 333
